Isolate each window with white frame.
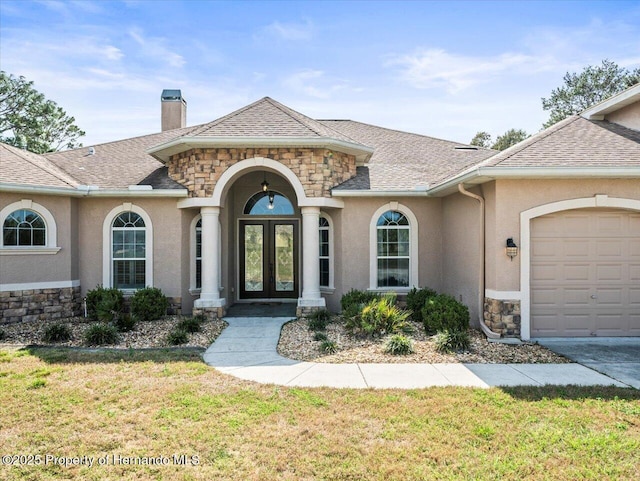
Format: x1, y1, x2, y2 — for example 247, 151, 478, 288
3, 209, 46, 246
0, 200, 59, 253
319, 216, 330, 288
376, 210, 410, 288
112, 211, 146, 290
195, 218, 202, 289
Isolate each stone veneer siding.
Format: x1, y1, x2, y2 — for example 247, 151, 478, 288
1, 286, 82, 323
168, 148, 356, 198
192, 307, 225, 321
483, 297, 521, 337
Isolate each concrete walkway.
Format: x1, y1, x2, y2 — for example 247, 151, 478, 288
203, 317, 630, 389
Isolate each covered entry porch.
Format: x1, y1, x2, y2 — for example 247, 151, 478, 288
178, 157, 344, 318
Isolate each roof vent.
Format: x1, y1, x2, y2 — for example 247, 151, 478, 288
454, 146, 478, 151
88, 147, 95, 155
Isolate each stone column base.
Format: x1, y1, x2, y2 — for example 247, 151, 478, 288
193, 298, 226, 320
192, 306, 226, 320
296, 297, 326, 317
483, 297, 521, 337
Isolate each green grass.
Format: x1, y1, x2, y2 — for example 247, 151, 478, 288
0, 347, 638, 480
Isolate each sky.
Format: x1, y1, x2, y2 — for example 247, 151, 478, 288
1, 0, 639, 148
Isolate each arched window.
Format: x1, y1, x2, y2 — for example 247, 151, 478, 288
0, 200, 59, 253
376, 211, 410, 287
370, 204, 418, 290
3, 209, 46, 246
111, 211, 146, 290
319, 215, 333, 289
244, 191, 294, 215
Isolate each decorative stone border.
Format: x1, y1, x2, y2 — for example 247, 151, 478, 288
1, 286, 82, 323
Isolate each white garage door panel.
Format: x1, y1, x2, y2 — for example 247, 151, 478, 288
531, 209, 639, 337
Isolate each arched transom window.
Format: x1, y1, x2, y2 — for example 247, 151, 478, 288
244, 191, 294, 215
112, 211, 146, 289
2, 209, 46, 246
376, 210, 410, 287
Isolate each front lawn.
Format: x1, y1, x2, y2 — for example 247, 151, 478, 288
1, 347, 638, 480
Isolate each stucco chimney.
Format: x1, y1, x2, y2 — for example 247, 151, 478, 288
161, 89, 186, 131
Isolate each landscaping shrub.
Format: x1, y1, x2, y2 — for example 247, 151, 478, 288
42, 323, 71, 343
319, 339, 338, 354
340, 289, 381, 318
313, 332, 328, 342
130, 287, 168, 322
406, 286, 437, 322
421, 294, 469, 334
308, 309, 331, 331
384, 334, 415, 355
86, 286, 124, 322
345, 293, 411, 337
114, 314, 136, 332
166, 329, 188, 346
84, 323, 119, 346
177, 316, 202, 333
433, 329, 471, 353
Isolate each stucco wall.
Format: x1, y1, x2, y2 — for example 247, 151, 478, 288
0, 193, 77, 285
606, 102, 640, 130
336, 197, 443, 311
77, 197, 184, 299
441, 191, 482, 324
487, 178, 640, 292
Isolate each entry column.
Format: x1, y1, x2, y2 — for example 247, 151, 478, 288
298, 206, 326, 314
195, 206, 226, 311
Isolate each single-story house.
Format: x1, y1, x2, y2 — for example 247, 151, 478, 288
1, 85, 639, 339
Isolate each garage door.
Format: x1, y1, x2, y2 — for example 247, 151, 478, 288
531, 208, 640, 337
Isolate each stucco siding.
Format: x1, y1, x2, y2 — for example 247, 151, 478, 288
606, 102, 640, 130
337, 197, 443, 305
441, 191, 481, 324
489, 178, 640, 292
77, 197, 184, 299
0, 193, 76, 286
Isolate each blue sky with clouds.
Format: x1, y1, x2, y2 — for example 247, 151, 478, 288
1, 0, 639, 147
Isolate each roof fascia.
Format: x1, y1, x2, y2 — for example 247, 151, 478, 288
581, 84, 640, 119
332, 189, 430, 197
146, 136, 374, 165
428, 166, 640, 196
0, 183, 188, 198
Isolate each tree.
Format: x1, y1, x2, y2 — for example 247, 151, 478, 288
491, 128, 529, 151
469, 129, 529, 151
470, 131, 491, 148
541, 59, 640, 128
0, 71, 85, 153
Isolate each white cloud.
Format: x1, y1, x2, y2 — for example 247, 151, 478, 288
262, 19, 314, 41
387, 48, 557, 93
283, 69, 353, 99
129, 28, 185, 68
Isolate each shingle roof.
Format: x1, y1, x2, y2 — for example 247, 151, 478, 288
2, 98, 638, 194
0, 143, 79, 189
321, 120, 495, 190
185, 97, 361, 144
477, 115, 640, 168
43, 126, 195, 189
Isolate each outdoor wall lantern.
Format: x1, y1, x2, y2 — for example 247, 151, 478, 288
506, 238, 518, 261
261, 174, 270, 192
268, 191, 275, 210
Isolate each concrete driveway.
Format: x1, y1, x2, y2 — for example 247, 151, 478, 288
536, 338, 640, 389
